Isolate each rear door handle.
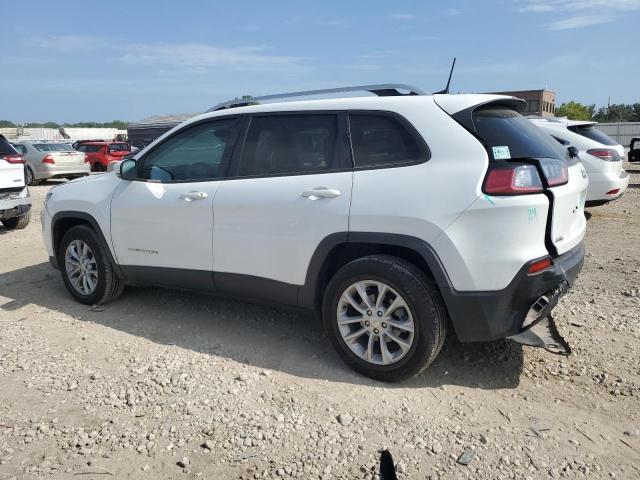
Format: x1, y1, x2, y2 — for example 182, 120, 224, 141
300, 188, 341, 200
179, 191, 208, 202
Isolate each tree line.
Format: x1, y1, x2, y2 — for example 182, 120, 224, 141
0, 120, 129, 129
555, 101, 640, 122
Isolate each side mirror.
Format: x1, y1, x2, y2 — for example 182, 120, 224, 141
117, 158, 137, 180
567, 146, 579, 159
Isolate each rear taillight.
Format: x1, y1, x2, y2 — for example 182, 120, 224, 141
42, 154, 55, 164
527, 257, 552, 274
484, 163, 543, 195
83, 154, 89, 163
606, 188, 620, 195
587, 148, 620, 162
2, 154, 25, 164
538, 158, 569, 187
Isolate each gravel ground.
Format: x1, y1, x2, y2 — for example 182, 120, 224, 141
0, 165, 639, 479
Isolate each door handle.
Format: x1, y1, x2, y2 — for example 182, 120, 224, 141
179, 191, 208, 202
300, 188, 341, 200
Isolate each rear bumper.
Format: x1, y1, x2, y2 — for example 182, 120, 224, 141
444, 242, 585, 342
0, 187, 31, 216
35, 164, 91, 179
586, 170, 629, 202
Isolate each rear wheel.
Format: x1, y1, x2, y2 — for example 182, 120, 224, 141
25, 167, 38, 186
92, 163, 105, 172
1, 211, 31, 230
323, 255, 447, 382
58, 225, 124, 305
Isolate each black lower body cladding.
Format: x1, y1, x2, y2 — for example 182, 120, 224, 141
444, 242, 585, 342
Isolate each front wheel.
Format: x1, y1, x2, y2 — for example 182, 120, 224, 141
58, 225, 124, 305
323, 255, 447, 382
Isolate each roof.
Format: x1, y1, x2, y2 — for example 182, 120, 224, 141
130, 113, 198, 127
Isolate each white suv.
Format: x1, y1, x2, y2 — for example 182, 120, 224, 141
530, 118, 629, 206
0, 135, 31, 230
42, 85, 589, 381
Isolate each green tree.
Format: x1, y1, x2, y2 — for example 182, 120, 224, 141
555, 101, 594, 120
0, 120, 16, 128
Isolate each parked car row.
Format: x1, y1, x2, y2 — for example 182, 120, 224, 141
529, 117, 629, 206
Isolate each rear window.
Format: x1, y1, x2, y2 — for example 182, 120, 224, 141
0, 136, 19, 156
349, 114, 427, 168
108, 143, 130, 152
471, 107, 567, 161
34, 143, 74, 152
568, 125, 617, 146
11, 144, 27, 155
77, 145, 104, 153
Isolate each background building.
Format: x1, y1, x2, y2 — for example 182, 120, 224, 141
488, 89, 556, 117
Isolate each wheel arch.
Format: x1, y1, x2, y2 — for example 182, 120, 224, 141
299, 232, 455, 313
51, 211, 125, 280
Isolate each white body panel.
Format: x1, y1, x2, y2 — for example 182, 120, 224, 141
213, 172, 352, 285
548, 164, 589, 255
0, 158, 25, 190
110, 180, 221, 271
432, 194, 550, 290
42, 173, 120, 259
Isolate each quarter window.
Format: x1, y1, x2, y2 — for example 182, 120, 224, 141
238, 115, 338, 177
349, 114, 426, 168
140, 118, 240, 182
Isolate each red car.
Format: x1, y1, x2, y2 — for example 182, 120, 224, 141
76, 141, 131, 172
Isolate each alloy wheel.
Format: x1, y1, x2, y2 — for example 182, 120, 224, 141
336, 280, 415, 365
64, 240, 99, 295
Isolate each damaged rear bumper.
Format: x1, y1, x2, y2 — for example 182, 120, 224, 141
445, 242, 585, 343
507, 283, 572, 355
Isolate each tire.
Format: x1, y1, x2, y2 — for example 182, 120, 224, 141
25, 167, 39, 186
93, 163, 105, 172
323, 255, 447, 382
1, 211, 31, 230
58, 225, 124, 305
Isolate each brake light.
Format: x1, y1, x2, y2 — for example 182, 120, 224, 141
1, 154, 25, 164
83, 154, 89, 163
484, 163, 543, 195
527, 257, 552, 274
42, 154, 55, 164
587, 149, 620, 162
606, 188, 620, 195
538, 158, 569, 187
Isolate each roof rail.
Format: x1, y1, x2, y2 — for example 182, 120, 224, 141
207, 84, 425, 112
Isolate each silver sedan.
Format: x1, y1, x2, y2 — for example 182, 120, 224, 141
11, 141, 90, 185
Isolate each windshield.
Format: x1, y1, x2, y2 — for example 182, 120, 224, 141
472, 107, 567, 161
568, 125, 618, 146
34, 143, 74, 152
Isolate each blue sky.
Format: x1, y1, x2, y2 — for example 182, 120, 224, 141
2, 0, 639, 122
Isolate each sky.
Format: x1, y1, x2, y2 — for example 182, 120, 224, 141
1, 0, 639, 123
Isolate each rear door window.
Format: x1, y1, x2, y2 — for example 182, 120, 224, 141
470, 107, 567, 161
568, 125, 617, 146
349, 113, 427, 168
237, 114, 339, 177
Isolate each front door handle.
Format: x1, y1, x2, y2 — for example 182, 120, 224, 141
179, 191, 208, 202
300, 188, 341, 200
